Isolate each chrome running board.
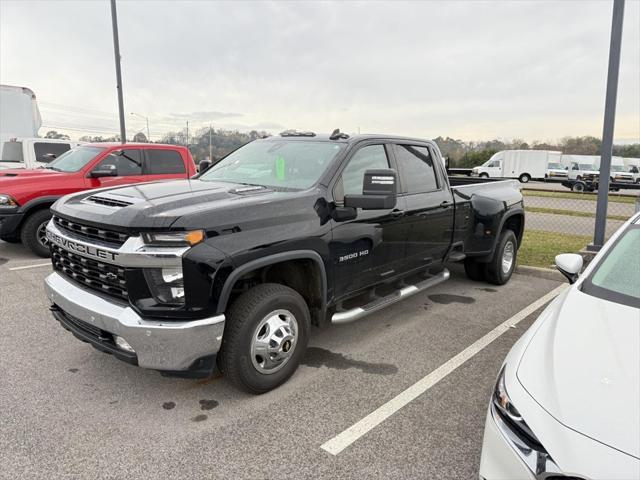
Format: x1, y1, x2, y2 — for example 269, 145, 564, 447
331, 268, 450, 324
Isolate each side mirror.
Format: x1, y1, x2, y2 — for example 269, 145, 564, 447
42, 153, 57, 162
555, 253, 583, 284
344, 169, 397, 210
199, 159, 212, 172
90, 164, 118, 178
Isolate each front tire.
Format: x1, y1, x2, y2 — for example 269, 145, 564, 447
20, 209, 52, 257
0, 233, 21, 243
218, 283, 310, 394
485, 230, 517, 285
572, 181, 586, 193
479, 173, 489, 179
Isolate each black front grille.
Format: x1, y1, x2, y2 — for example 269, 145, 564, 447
53, 216, 129, 246
51, 244, 128, 301
60, 309, 107, 339
86, 195, 133, 208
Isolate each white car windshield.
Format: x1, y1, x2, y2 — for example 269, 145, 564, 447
579, 164, 597, 171
583, 227, 640, 309
548, 163, 564, 169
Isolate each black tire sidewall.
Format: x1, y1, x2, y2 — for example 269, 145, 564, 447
20, 209, 52, 257
519, 174, 530, 183
486, 230, 517, 285
221, 284, 310, 393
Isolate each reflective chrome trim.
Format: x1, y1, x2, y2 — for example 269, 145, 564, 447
45, 272, 225, 371
46, 220, 188, 268
332, 269, 450, 324
490, 403, 563, 479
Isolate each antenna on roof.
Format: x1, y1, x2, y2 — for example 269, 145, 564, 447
329, 128, 349, 140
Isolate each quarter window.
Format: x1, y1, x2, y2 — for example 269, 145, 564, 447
146, 149, 186, 174
340, 145, 389, 195
97, 149, 143, 176
395, 145, 439, 194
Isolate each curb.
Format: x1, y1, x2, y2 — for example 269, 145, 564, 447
515, 265, 565, 282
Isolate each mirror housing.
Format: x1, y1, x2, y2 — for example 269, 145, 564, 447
555, 253, 583, 284
344, 169, 397, 210
90, 164, 118, 178
198, 159, 212, 172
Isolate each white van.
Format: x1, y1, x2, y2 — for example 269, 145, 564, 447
565, 155, 600, 181
471, 150, 560, 183
0, 137, 82, 169
594, 155, 635, 183
623, 158, 640, 183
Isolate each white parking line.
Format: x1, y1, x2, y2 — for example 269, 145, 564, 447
9, 262, 51, 271
320, 283, 567, 456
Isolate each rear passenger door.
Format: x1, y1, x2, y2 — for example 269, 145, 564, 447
144, 149, 188, 181
392, 144, 454, 272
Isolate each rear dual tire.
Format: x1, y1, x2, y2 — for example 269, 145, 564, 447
463, 230, 517, 286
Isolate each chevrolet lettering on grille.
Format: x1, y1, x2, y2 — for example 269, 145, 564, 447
46, 230, 119, 262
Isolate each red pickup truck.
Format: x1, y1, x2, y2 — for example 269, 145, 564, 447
0, 143, 196, 256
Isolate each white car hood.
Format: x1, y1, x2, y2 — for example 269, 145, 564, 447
517, 287, 640, 459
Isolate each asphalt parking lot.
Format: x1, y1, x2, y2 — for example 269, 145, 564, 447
0, 241, 563, 480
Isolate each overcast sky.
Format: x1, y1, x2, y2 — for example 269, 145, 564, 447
1, 0, 639, 142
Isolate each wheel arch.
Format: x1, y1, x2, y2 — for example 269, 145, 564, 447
215, 250, 327, 324
14, 196, 59, 230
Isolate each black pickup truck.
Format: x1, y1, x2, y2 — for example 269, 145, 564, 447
44, 131, 524, 393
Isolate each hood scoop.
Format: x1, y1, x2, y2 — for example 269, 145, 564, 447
84, 194, 134, 208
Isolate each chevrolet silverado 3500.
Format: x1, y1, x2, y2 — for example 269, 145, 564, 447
44, 131, 525, 393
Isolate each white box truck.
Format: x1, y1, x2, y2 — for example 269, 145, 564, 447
471, 150, 560, 183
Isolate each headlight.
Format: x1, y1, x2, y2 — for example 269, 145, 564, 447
493, 366, 543, 449
0, 194, 19, 208
142, 230, 205, 247
143, 267, 185, 305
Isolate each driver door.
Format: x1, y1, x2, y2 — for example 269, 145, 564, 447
329, 144, 408, 298
86, 148, 147, 188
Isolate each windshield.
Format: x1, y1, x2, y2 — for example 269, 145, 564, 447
46, 146, 105, 172
610, 165, 626, 172
1, 141, 23, 162
579, 164, 597, 171
199, 140, 345, 190
583, 226, 640, 309
548, 162, 564, 169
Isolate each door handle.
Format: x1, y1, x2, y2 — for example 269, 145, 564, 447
391, 209, 405, 218
440, 201, 451, 207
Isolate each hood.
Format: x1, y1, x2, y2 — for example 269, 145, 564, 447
53, 179, 323, 233
0, 168, 68, 192
517, 287, 640, 459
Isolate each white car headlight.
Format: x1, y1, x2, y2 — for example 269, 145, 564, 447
493, 366, 544, 450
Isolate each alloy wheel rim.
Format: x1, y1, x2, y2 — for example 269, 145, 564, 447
250, 309, 298, 375
37, 221, 50, 248
502, 241, 515, 275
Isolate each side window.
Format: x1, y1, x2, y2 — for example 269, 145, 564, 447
340, 145, 389, 196
98, 149, 143, 176
572, 163, 579, 170
34, 142, 71, 163
146, 149, 186, 174
395, 145, 439, 194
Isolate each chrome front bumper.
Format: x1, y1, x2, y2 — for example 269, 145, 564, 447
45, 271, 225, 371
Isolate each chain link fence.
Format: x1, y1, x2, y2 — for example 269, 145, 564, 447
519, 185, 640, 267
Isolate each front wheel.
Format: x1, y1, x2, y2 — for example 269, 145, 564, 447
572, 181, 586, 193
218, 283, 310, 394
479, 173, 489, 179
0, 233, 21, 244
485, 230, 518, 285
20, 209, 52, 257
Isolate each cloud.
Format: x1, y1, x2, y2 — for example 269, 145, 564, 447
1, 0, 638, 142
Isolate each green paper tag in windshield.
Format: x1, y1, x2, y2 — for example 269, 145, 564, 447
275, 155, 286, 180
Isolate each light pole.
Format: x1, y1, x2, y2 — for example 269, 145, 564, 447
110, 0, 126, 144
591, 0, 625, 251
130, 112, 150, 140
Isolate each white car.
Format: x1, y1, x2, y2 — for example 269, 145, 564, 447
479, 212, 640, 480
545, 161, 568, 180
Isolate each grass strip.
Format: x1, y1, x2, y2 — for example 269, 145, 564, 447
519, 230, 591, 268
522, 189, 637, 204
525, 206, 629, 222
